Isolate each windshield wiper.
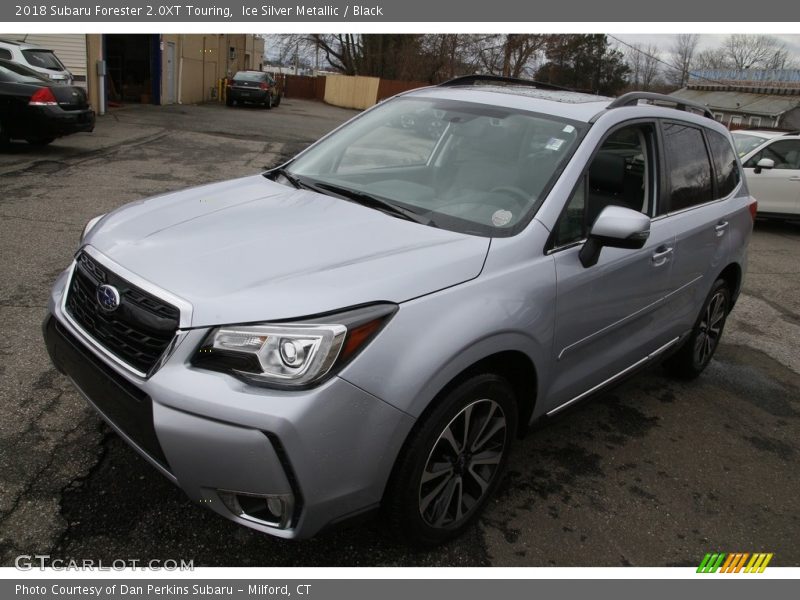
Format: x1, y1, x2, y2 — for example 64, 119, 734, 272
269, 167, 304, 190
313, 182, 436, 226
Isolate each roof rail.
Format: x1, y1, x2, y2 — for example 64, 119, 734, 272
438, 75, 570, 92
606, 92, 715, 120
782, 130, 800, 136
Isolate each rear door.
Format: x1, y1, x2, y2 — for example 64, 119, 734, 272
656, 122, 737, 334
743, 138, 800, 216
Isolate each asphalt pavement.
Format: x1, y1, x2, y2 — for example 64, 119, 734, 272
0, 99, 798, 567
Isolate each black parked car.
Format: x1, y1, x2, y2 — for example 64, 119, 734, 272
0, 58, 95, 147
226, 71, 281, 109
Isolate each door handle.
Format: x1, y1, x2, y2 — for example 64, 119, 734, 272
715, 221, 729, 237
651, 246, 673, 266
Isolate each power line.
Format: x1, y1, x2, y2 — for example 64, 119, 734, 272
608, 34, 747, 89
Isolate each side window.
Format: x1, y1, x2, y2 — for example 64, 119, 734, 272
706, 129, 741, 198
555, 176, 586, 247
553, 123, 655, 247
663, 122, 713, 212
0, 49, 12, 60
744, 140, 800, 170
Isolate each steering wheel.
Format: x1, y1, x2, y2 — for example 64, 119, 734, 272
489, 186, 532, 209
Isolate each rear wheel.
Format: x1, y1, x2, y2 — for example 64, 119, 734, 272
264, 94, 273, 110
383, 373, 517, 546
665, 278, 731, 379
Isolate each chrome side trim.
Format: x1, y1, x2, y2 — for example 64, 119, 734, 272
547, 336, 681, 417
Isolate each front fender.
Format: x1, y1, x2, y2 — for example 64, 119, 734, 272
338, 252, 557, 420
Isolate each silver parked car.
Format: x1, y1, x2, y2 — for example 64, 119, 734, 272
44, 77, 755, 546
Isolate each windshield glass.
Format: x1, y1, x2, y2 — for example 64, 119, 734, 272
732, 132, 768, 158
286, 96, 586, 236
22, 49, 64, 71
0, 60, 49, 83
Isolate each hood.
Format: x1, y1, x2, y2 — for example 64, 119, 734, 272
86, 175, 491, 327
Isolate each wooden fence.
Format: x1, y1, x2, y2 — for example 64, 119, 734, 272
279, 74, 428, 109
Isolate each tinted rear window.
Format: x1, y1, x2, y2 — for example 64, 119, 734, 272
233, 71, 264, 81
663, 122, 713, 212
706, 129, 741, 198
22, 49, 64, 70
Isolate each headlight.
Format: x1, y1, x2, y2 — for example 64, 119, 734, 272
191, 303, 397, 388
80, 214, 105, 244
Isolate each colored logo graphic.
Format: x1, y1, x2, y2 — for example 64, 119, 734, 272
697, 553, 773, 573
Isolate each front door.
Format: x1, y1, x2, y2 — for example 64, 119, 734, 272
545, 122, 678, 412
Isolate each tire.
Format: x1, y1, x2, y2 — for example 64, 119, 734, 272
665, 278, 731, 379
264, 94, 273, 110
383, 373, 517, 546
274, 94, 281, 107
26, 137, 55, 146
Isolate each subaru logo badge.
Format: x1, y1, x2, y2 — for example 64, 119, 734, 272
96, 284, 121, 312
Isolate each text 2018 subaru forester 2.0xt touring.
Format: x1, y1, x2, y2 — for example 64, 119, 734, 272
44, 76, 755, 546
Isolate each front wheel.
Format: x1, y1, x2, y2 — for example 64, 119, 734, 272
383, 373, 517, 546
665, 278, 731, 379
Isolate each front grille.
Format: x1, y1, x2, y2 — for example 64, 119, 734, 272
65, 252, 180, 375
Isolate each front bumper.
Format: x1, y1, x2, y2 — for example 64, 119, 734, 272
44, 265, 415, 539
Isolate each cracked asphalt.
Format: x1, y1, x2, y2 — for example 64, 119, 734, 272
1, 100, 798, 567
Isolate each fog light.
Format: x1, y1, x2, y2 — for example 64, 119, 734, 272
216, 490, 294, 530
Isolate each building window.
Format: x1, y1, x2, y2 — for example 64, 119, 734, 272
730, 115, 743, 127
748, 116, 761, 127
714, 113, 724, 122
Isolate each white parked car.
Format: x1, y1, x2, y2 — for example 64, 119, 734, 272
732, 130, 800, 218
0, 38, 73, 85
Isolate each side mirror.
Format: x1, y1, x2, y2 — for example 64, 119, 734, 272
754, 157, 774, 174
579, 205, 651, 268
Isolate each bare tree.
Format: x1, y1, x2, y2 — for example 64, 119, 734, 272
469, 34, 547, 78
669, 33, 699, 87
693, 47, 732, 72
724, 34, 792, 70
626, 43, 662, 90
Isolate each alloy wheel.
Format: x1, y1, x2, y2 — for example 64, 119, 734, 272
694, 290, 727, 366
418, 399, 507, 528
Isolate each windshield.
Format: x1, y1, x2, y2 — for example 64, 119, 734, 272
22, 49, 65, 71
0, 60, 49, 83
285, 96, 586, 236
732, 132, 769, 158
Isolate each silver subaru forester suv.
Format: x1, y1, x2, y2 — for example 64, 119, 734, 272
44, 76, 755, 546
